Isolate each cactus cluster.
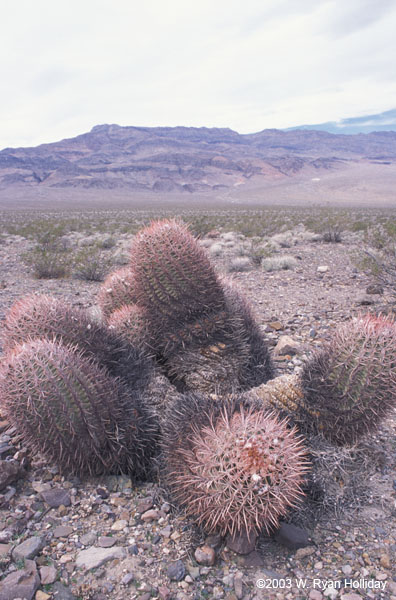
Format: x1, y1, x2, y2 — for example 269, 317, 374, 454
1, 217, 396, 542
126, 219, 274, 393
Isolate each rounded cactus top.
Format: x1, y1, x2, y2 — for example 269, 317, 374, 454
129, 219, 225, 322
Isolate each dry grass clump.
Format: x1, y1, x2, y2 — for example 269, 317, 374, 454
262, 255, 298, 272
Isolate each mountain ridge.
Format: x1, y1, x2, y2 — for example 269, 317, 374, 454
1, 124, 396, 204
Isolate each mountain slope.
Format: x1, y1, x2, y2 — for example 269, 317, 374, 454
1, 124, 396, 203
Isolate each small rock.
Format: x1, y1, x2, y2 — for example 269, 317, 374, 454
96, 487, 109, 499
0, 559, 40, 600
317, 265, 329, 273
75, 546, 125, 570
340, 594, 362, 600
121, 572, 134, 585
50, 582, 76, 600
136, 497, 153, 513
234, 571, 244, 600
342, 565, 352, 576
269, 321, 283, 331
141, 509, 159, 522
0, 543, 11, 558
226, 529, 257, 555
366, 283, 384, 295
36, 591, 51, 600
98, 536, 116, 548
13, 535, 45, 561
80, 531, 97, 546
309, 591, 323, 600
111, 519, 128, 531
295, 546, 315, 559
274, 335, 301, 356
167, 559, 186, 581
194, 545, 216, 566
53, 525, 73, 538
160, 525, 172, 538
0, 460, 23, 492
39, 565, 57, 585
40, 488, 71, 508
158, 586, 172, 600
0, 530, 12, 543
274, 522, 310, 549
380, 553, 391, 569
323, 588, 338, 598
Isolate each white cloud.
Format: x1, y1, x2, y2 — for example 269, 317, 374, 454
1, 0, 396, 148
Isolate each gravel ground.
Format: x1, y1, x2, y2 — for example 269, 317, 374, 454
0, 230, 395, 600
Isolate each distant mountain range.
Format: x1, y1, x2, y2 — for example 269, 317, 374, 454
1, 118, 396, 206
285, 108, 396, 135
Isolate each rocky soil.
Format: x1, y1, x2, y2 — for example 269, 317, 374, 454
0, 227, 395, 600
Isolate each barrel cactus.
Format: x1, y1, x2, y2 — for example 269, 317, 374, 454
128, 220, 273, 393
2, 293, 153, 393
222, 278, 274, 388
299, 313, 396, 445
129, 219, 225, 333
0, 339, 157, 478
161, 394, 309, 536
108, 304, 150, 352
250, 314, 396, 446
98, 267, 136, 319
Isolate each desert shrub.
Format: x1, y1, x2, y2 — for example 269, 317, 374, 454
271, 232, 295, 248
355, 224, 396, 290
227, 257, 252, 272
97, 236, 117, 249
72, 247, 113, 281
209, 243, 224, 257
262, 255, 298, 272
23, 245, 71, 279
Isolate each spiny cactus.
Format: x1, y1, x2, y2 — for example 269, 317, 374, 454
161, 394, 309, 536
299, 313, 396, 445
108, 304, 151, 352
129, 219, 226, 335
222, 278, 274, 387
249, 314, 396, 445
0, 339, 157, 478
128, 220, 273, 393
2, 293, 153, 393
98, 267, 136, 319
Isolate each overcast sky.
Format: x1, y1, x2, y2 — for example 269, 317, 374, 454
1, 0, 396, 149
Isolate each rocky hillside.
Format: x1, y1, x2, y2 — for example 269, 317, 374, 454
1, 125, 396, 196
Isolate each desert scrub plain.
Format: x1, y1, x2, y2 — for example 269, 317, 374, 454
0, 204, 395, 600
